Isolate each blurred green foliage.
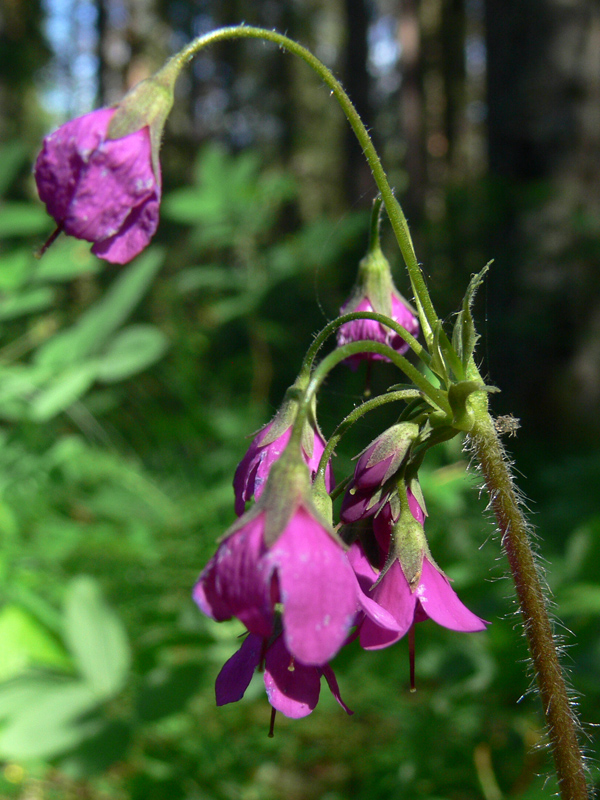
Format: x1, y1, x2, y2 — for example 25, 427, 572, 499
0, 140, 597, 800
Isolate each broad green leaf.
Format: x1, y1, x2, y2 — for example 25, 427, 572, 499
34, 247, 164, 369
64, 576, 131, 700
0, 202, 51, 238
29, 362, 98, 422
0, 605, 71, 681
0, 680, 100, 760
0, 287, 54, 320
96, 324, 168, 383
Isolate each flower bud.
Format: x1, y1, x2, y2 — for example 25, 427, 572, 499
336, 244, 418, 369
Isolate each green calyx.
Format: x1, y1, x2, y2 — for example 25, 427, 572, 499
345, 199, 415, 320
107, 58, 180, 180
389, 481, 431, 590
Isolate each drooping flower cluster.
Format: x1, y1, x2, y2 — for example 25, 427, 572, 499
194, 377, 488, 725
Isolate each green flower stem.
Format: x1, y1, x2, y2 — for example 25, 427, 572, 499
315, 389, 421, 483
301, 311, 429, 373
289, 340, 449, 459
470, 400, 589, 800
166, 25, 439, 332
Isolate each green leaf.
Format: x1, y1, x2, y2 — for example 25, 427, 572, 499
64, 576, 131, 700
0, 287, 54, 320
0, 679, 101, 760
0, 202, 51, 238
34, 247, 164, 369
96, 324, 169, 383
0, 605, 71, 681
29, 363, 98, 422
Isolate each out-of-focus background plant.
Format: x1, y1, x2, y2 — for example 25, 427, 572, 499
0, 1, 599, 798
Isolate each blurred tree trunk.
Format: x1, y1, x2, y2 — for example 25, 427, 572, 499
343, 0, 376, 205
397, 0, 426, 217
0, 0, 49, 144
97, 0, 169, 105
289, 0, 348, 219
485, 0, 600, 439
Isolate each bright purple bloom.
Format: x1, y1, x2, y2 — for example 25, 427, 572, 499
337, 295, 419, 370
357, 554, 488, 649
234, 420, 333, 517
215, 632, 353, 719
34, 108, 160, 264
194, 504, 360, 666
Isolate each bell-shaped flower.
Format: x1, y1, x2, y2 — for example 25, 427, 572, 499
196, 451, 366, 666
233, 375, 333, 516
215, 632, 352, 719
336, 243, 418, 369
34, 63, 177, 264
350, 484, 487, 649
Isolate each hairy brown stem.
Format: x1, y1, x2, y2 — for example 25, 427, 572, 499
470, 409, 588, 800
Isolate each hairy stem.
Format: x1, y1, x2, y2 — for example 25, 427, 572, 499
470, 404, 588, 800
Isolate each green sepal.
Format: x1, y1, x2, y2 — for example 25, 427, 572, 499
358, 422, 419, 485
429, 320, 449, 384
452, 262, 491, 371
107, 59, 180, 181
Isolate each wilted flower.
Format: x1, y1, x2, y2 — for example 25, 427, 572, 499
215, 632, 353, 719
35, 108, 160, 264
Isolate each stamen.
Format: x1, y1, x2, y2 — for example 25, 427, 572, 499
35, 225, 63, 259
268, 706, 276, 738
408, 622, 416, 692
288, 656, 295, 673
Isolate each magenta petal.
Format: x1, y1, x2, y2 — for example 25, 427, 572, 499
215, 633, 262, 706
264, 636, 320, 718
92, 196, 159, 264
233, 424, 291, 515
416, 559, 488, 632
347, 543, 402, 632
360, 561, 416, 650
340, 486, 388, 524
193, 514, 273, 637
35, 109, 115, 222
268, 506, 357, 665
63, 127, 156, 242
321, 664, 353, 715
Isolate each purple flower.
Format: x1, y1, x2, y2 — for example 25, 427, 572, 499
233, 414, 333, 517
357, 554, 488, 649
194, 503, 360, 666
337, 295, 419, 370
215, 632, 353, 719
34, 108, 160, 264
